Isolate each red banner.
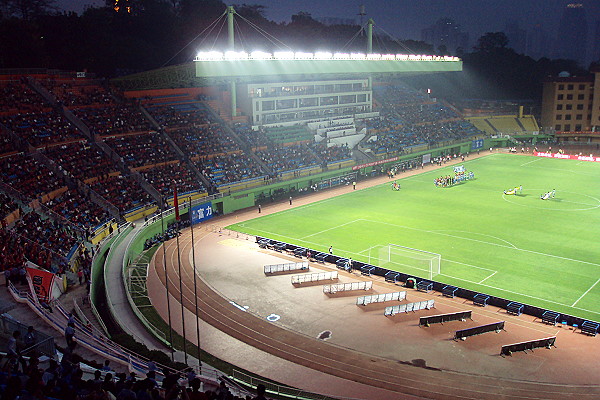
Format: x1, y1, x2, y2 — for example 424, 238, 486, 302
533, 152, 600, 163
352, 156, 399, 170
26, 265, 56, 302
173, 185, 180, 221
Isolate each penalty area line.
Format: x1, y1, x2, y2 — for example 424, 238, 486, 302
571, 277, 600, 307
478, 271, 497, 284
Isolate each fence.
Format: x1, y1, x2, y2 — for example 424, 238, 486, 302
264, 261, 309, 275
384, 299, 434, 316
291, 271, 338, 285
0, 314, 56, 357
454, 321, 505, 340
419, 310, 472, 327
323, 281, 373, 294
501, 336, 556, 356
357, 291, 406, 306
231, 369, 333, 400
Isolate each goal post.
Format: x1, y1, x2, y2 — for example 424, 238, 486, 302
374, 244, 441, 280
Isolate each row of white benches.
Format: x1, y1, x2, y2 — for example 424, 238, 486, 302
323, 281, 373, 294
385, 299, 435, 316
264, 261, 309, 274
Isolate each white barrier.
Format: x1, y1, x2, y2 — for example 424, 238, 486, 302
384, 299, 435, 316
323, 281, 373, 294
264, 261, 309, 274
291, 271, 338, 285
356, 291, 407, 306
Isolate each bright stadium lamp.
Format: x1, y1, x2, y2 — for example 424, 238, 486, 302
224, 51, 248, 60
396, 54, 409, 60
333, 52, 350, 59
350, 53, 366, 59
314, 52, 333, 60
196, 51, 224, 61
366, 53, 381, 60
381, 54, 395, 60
250, 51, 272, 60
294, 52, 314, 59
274, 51, 294, 60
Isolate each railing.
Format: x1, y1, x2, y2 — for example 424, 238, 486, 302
0, 313, 56, 357
231, 369, 333, 400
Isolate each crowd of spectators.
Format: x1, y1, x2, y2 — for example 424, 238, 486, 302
168, 126, 239, 159
0, 81, 49, 114
308, 142, 352, 164
105, 132, 178, 168
0, 192, 19, 220
196, 153, 265, 187
43, 141, 119, 182
148, 104, 212, 128
1, 111, 81, 147
0, 128, 18, 155
75, 104, 153, 136
255, 145, 319, 173
89, 174, 154, 213
233, 123, 270, 148
0, 153, 65, 200
142, 162, 205, 197
41, 79, 114, 107
44, 189, 111, 231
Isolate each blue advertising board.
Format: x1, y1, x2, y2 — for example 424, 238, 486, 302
471, 139, 484, 150
191, 202, 214, 225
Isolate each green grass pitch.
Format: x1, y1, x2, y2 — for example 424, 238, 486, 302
228, 153, 600, 322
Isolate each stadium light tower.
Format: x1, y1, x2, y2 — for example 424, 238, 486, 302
227, 6, 237, 117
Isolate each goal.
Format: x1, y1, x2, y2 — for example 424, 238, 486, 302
375, 244, 441, 280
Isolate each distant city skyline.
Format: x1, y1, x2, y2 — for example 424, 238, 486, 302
56, 0, 600, 65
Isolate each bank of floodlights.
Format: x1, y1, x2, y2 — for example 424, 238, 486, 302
194, 51, 460, 62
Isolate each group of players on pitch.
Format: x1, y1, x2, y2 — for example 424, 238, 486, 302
503, 186, 556, 200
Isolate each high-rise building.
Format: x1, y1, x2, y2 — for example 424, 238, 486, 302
555, 3, 587, 66
504, 21, 527, 55
421, 18, 469, 56
540, 68, 600, 135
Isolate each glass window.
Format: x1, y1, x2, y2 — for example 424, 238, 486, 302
567, 84, 574, 90
276, 99, 297, 110
566, 94, 573, 100
556, 114, 562, 120
357, 93, 367, 102
576, 104, 584, 110
566, 104, 572, 110
339, 94, 357, 104
579, 84, 586, 90
564, 124, 571, 131
557, 94, 564, 100
299, 97, 318, 108
575, 124, 582, 131
555, 124, 561, 130
262, 100, 275, 111
565, 114, 571, 120
558, 84, 564, 90
578, 94, 585, 100
576, 114, 582, 120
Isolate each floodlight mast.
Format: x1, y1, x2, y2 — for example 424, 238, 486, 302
367, 19, 374, 91
227, 5, 237, 117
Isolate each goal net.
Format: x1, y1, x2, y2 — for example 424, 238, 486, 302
374, 244, 441, 280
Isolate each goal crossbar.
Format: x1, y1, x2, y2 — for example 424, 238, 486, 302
379, 244, 441, 280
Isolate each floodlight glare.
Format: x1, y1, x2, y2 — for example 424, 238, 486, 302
196, 51, 224, 61
250, 51, 272, 60
274, 51, 294, 60
224, 51, 248, 60
314, 52, 333, 60
350, 53, 366, 59
333, 53, 350, 59
294, 52, 314, 59
366, 53, 381, 59
381, 54, 395, 60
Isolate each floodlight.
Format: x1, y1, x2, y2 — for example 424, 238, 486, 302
314, 52, 333, 60
350, 53, 366, 59
381, 54, 395, 60
250, 51, 272, 60
366, 53, 381, 60
274, 51, 294, 60
224, 51, 248, 60
396, 54, 409, 60
196, 51, 223, 61
333, 53, 350, 59
294, 52, 314, 59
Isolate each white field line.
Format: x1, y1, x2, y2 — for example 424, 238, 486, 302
520, 158, 542, 167
444, 258, 496, 272
571, 277, 600, 307
478, 271, 497, 284
301, 219, 362, 240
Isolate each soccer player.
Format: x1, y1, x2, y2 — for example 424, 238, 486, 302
551, 189, 556, 198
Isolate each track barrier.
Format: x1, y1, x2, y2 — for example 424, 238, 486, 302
323, 281, 373, 294
500, 336, 556, 356
454, 321, 505, 340
291, 271, 338, 285
357, 291, 406, 306
419, 310, 472, 327
264, 261, 308, 275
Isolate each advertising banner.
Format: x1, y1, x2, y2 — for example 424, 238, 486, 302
26, 263, 56, 302
191, 202, 214, 225
352, 156, 399, 170
534, 152, 600, 162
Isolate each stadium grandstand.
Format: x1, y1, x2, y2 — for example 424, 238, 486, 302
1, 6, 599, 400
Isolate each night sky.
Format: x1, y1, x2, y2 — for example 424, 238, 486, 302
59, 0, 600, 57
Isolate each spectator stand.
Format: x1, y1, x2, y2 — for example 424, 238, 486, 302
506, 301, 524, 316
473, 293, 490, 307
323, 281, 373, 294
384, 300, 435, 316
454, 321, 505, 341
356, 291, 407, 306
264, 261, 308, 275
500, 336, 557, 357
419, 310, 472, 327
442, 285, 458, 298
416, 280, 433, 293
580, 321, 599, 336
541, 310, 560, 325
291, 271, 338, 285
